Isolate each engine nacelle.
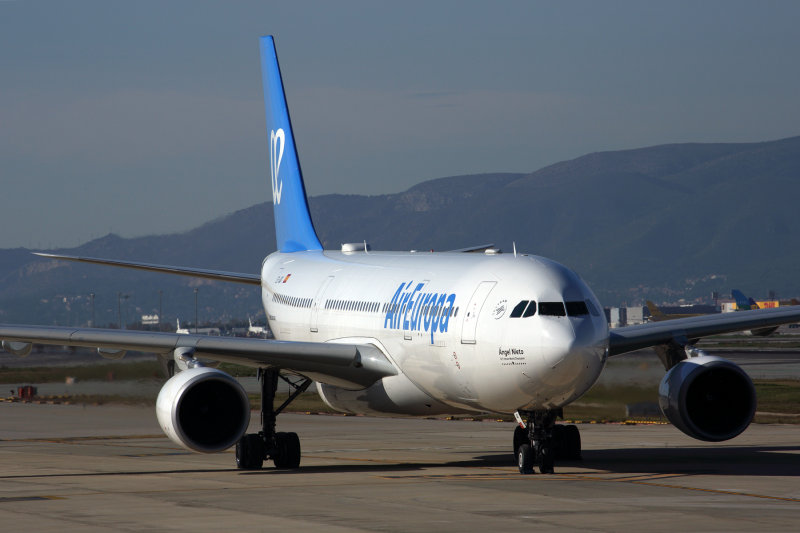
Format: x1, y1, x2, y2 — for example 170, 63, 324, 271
2, 340, 32, 357
97, 347, 126, 359
745, 326, 779, 337
659, 355, 756, 442
156, 367, 250, 453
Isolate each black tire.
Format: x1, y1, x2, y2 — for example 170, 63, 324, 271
552, 424, 566, 459
517, 443, 534, 475
538, 445, 554, 474
562, 424, 582, 460
236, 434, 264, 470
273, 432, 301, 469
513, 425, 528, 457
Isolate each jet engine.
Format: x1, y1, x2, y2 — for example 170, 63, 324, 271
156, 366, 250, 453
2, 340, 32, 357
745, 326, 779, 337
658, 355, 756, 442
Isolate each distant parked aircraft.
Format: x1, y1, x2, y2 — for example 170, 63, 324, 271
645, 301, 708, 321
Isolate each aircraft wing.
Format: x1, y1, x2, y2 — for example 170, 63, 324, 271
608, 306, 800, 356
0, 324, 396, 390
33, 253, 261, 285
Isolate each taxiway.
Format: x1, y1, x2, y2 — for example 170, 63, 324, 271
1, 403, 799, 531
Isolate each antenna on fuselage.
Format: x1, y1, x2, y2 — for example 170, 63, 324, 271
513, 241, 517, 258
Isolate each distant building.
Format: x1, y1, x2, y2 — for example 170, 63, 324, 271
607, 307, 625, 328
626, 306, 644, 325
604, 306, 646, 327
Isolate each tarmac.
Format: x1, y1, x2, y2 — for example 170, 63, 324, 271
1, 403, 799, 532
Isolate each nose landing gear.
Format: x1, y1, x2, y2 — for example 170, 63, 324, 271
514, 409, 581, 474
235, 368, 311, 470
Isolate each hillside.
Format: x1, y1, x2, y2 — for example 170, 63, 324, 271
1, 137, 799, 325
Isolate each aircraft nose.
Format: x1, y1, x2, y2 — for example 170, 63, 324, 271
539, 319, 577, 367
536, 316, 607, 391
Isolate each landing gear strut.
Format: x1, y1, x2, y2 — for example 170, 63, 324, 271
514, 409, 581, 474
235, 368, 311, 470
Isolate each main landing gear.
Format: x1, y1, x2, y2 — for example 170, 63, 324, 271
513, 409, 582, 474
235, 368, 311, 470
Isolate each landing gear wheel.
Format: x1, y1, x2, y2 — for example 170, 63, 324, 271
552, 424, 565, 458
236, 434, 264, 470
514, 410, 560, 474
561, 424, 581, 460
552, 424, 581, 460
538, 445, 554, 474
517, 443, 534, 475
237, 369, 310, 470
273, 431, 301, 469
513, 425, 527, 457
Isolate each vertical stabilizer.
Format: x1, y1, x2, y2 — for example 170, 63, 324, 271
731, 290, 754, 310
260, 36, 322, 252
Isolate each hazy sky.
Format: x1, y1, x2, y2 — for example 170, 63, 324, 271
2, 1, 799, 248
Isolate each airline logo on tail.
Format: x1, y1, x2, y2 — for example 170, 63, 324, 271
270, 128, 285, 205
259, 35, 322, 252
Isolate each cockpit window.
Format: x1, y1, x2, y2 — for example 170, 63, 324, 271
522, 301, 537, 317
566, 301, 589, 316
585, 299, 600, 316
539, 302, 566, 316
510, 300, 528, 318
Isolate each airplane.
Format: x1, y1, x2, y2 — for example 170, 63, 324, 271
730, 289, 799, 311
3, 36, 800, 475
729, 289, 789, 336
731, 289, 760, 311
645, 301, 707, 321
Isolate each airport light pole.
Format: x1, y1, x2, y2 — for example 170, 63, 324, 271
89, 292, 95, 328
194, 288, 199, 334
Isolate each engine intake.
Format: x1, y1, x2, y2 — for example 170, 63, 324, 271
658, 355, 756, 442
156, 367, 250, 453
2, 340, 32, 357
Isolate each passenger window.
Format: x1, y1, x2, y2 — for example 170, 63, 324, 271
510, 300, 528, 318
523, 301, 537, 317
539, 302, 566, 316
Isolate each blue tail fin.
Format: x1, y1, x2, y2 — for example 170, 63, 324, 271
731, 289, 753, 310
260, 36, 322, 253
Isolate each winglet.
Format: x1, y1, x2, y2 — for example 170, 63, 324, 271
260, 36, 322, 253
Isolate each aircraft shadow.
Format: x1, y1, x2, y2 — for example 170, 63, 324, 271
474, 445, 800, 477
4, 446, 798, 479
239, 458, 501, 476
578, 445, 800, 476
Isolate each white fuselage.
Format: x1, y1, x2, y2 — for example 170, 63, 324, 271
260, 249, 609, 416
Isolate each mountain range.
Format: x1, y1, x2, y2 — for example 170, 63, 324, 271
1, 136, 799, 327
